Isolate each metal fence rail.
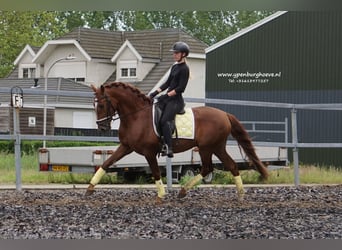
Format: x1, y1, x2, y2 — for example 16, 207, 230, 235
1, 87, 342, 190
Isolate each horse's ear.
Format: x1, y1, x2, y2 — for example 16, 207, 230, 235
90, 84, 97, 93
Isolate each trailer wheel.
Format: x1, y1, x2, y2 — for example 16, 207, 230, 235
181, 166, 196, 178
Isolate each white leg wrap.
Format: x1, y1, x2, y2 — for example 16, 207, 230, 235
234, 175, 245, 197
184, 174, 203, 190
155, 179, 166, 198
90, 167, 106, 186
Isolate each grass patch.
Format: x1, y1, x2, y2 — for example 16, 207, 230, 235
0, 152, 118, 185
212, 164, 342, 185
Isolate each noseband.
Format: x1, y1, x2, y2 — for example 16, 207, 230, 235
95, 95, 116, 128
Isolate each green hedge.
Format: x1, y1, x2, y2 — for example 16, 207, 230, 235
0, 141, 116, 155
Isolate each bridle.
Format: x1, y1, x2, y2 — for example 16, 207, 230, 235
94, 95, 117, 128
94, 94, 153, 128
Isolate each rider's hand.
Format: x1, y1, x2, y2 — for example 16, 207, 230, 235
148, 90, 159, 99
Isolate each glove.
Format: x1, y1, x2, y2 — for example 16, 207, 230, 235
148, 90, 159, 99
158, 94, 170, 103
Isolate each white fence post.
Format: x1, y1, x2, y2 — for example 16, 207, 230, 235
291, 108, 300, 186
166, 157, 172, 189
13, 107, 22, 191
10, 86, 23, 192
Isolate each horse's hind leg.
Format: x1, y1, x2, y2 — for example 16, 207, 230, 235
178, 149, 213, 199
214, 147, 245, 200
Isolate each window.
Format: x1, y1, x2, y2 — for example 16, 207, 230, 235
119, 60, 137, 78
68, 77, 85, 82
76, 77, 85, 82
129, 68, 136, 77
23, 68, 29, 78
121, 68, 128, 77
120, 68, 136, 78
21, 67, 36, 78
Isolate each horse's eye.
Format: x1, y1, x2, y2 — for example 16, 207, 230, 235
94, 101, 103, 109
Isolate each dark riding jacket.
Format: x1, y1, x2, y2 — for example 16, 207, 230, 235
158, 61, 189, 146
160, 62, 189, 98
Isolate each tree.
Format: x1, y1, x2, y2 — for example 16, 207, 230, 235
0, 11, 67, 78
57, 11, 274, 45
0, 11, 275, 78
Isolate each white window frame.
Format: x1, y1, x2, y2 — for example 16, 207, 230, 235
119, 60, 137, 78
67, 77, 86, 83
19, 64, 37, 78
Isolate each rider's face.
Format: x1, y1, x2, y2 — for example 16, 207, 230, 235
173, 51, 184, 62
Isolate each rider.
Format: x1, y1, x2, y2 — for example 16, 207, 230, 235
149, 41, 190, 157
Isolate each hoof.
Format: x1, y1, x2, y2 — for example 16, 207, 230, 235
177, 188, 187, 199
237, 193, 245, 203
85, 189, 94, 196
155, 196, 163, 205
84, 184, 95, 197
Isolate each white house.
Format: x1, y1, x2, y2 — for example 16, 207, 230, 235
2, 28, 207, 133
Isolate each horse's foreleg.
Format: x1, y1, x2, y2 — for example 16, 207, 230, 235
155, 179, 166, 202
85, 144, 132, 196
145, 154, 165, 204
85, 167, 106, 196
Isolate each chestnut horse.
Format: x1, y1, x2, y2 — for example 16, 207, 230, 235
85, 82, 268, 202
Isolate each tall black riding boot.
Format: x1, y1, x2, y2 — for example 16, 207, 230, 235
161, 121, 174, 158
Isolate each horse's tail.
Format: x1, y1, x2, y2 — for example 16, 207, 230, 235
227, 113, 269, 180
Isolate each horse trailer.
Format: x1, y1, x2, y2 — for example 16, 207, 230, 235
38, 145, 288, 183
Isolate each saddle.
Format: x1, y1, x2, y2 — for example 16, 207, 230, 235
153, 103, 185, 139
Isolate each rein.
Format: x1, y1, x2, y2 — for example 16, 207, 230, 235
96, 94, 153, 124
111, 102, 153, 122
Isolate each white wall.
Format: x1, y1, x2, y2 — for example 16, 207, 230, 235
86, 60, 114, 86
183, 57, 205, 107
55, 108, 97, 128
43, 46, 116, 85
44, 45, 82, 77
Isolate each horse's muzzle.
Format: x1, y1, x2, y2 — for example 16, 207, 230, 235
96, 116, 112, 131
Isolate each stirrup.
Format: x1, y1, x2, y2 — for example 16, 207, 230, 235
161, 144, 167, 156
177, 108, 185, 115
161, 144, 173, 158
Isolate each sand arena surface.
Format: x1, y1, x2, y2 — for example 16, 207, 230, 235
0, 185, 341, 239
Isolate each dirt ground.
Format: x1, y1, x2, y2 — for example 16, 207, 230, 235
0, 185, 341, 239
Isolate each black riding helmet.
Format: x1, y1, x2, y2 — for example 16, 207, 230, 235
170, 41, 190, 57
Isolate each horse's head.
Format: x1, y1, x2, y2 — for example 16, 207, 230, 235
91, 84, 117, 131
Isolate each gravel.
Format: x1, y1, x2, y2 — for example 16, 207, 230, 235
0, 185, 341, 239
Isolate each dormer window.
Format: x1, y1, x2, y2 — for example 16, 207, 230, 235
20, 64, 36, 78
119, 60, 137, 78
121, 68, 136, 77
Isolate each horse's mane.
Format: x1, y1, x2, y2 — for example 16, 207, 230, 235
103, 82, 152, 104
